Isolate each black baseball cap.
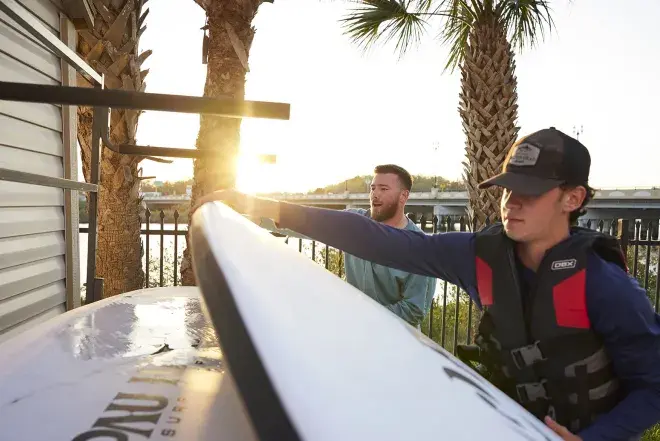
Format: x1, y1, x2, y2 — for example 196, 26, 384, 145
478, 127, 591, 196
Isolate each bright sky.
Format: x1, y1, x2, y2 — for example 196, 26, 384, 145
134, 0, 660, 193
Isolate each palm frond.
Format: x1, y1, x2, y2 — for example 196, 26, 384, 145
341, 0, 556, 71
436, 0, 476, 72
497, 0, 556, 52
340, 0, 431, 56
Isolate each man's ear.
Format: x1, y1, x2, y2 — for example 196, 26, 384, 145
400, 189, 410, 204
563, 186, 587, 213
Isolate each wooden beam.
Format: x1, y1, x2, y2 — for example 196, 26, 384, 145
60, 14, 81, 311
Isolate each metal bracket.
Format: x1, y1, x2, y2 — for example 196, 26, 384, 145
0, 168, 98, 192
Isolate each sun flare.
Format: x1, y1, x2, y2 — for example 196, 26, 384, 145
235, 153, 265, 194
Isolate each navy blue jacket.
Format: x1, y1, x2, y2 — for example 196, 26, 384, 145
279, 202, 660, 441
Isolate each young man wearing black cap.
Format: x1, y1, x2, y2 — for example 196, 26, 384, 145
196, 128, 660, 441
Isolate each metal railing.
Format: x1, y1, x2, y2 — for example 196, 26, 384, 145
0, 0, 290, 304
112, 213, 660, 351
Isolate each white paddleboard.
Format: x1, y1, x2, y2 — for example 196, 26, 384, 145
0, 287, 259, 441
189, 202, 560, 441
0, 201, 561, 441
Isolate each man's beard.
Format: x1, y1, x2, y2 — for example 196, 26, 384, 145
370, 201, 398, 222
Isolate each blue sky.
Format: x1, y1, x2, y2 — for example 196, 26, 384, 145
135, 0, 660, 193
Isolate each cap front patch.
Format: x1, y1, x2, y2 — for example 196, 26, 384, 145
509, 143, 540, 167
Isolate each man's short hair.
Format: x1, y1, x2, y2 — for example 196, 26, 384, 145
374, 164, 413, 191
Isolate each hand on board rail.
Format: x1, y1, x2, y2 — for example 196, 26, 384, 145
545, 416, 582, 441
193, 189, 282, 224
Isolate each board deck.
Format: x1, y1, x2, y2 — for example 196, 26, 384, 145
189, 202, 560, 441
0, 201, 560, 441
0, 287, 258, 441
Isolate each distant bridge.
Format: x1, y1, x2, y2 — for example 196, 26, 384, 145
142, 188, 660, 219
141, 194, 189, 209
265, 188, 660, 220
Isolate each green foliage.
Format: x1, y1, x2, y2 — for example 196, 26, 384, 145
309, 174, 465, 194
421, 284, 480, 354
145, 244, 182, 288
141, 179, 193, 195
626, 243, 660, 310
642, 423, 660, 441
295, 239, 346, 280
340, 0, 556, 71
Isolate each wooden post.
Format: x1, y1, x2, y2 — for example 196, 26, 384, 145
60, 14, 81, 310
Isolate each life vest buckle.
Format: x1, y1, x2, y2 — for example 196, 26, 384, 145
515, 379, 549, 403
511, 340, 547, 369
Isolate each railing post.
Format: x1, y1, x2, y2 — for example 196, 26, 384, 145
632, 221, 641, 278
617, 218, 630, 265
159, 210, 165, 287
94, 278, 104, 301
173, 210, 179, 286
441, 281, 447, 348
644, 221, 653, 291
428, 297, 434, 340
85, 104, 105, 304
145, 208, 151, 287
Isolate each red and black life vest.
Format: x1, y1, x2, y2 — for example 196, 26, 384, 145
471, 223, 627, 432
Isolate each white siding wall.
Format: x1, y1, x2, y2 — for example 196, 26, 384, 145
0, 0, 70, 338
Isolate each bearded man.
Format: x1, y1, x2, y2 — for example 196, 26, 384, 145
340, 164, 437, 328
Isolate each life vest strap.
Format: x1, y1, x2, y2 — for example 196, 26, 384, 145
516, 379, 549, 403
505, 332, 602, 370
511, 341, 547, 369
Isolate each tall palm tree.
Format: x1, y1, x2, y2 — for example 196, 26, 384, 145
76, 0, 151, 297
341, 0, 555, 227
180, 0, 264, 285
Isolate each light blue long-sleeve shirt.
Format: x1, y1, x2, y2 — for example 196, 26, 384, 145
343, 209, 437, 327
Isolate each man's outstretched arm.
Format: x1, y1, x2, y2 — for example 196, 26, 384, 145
277, 201, 474, 288
197, 190, 479, 303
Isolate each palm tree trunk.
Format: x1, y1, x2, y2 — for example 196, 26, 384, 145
180, 1, 260, 286
76, 0, 150, 297
460, 18, 520, 229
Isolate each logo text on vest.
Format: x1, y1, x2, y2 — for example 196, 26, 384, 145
551, 259, 577, 270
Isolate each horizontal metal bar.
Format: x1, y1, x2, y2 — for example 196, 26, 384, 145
107, 143, 279, 161
0, 0, 103, 85
105, 141, 280, 161
80, 227, 187, 236
629, 241, 660, 246
0, 82, 291, 120
79, 228, 284, 238
108, 143, 222, 159
0, 167, 98, 192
